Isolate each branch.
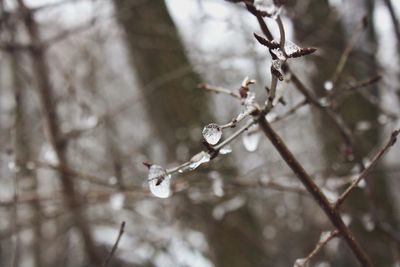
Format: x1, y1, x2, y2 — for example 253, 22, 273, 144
295, 230, 340, 267
101, 221, 126, 267
257, 115, 372, 267
335, 129, 400, 207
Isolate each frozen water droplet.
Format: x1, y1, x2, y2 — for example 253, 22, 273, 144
294, 258, 307, 267
244, 91, 256, 107
189, 151, 211, 170
243, 130, 261, 152
357, 179, 366, 188
272, 59, 284, 73
319, 231, 332, 243
285, 40, 301, 55
109, 193, 125, 210
271, 49, 286, 61
202, 123, 222, 145
254, 0, 282, 19
324, 80, 333, 91
219, 145, 232, 155
148, 164, 171, 198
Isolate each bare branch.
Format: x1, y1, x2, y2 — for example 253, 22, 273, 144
101, 221, 126, 267
335, 129, 400, 208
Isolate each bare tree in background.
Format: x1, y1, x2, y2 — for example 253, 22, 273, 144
0, 0, 399, 267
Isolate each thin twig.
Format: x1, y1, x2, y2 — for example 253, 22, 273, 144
257, 116, 372, 267
101, 221, 126, 267
335, 129, 400, 208
197, 83, 241, 99
331, 16, 367, 86
296, 230, 340, 267
276, 15, 286, 56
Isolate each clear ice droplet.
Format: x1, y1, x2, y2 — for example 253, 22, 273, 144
189, 151, 211, 170
285, 40, 301, 55
148, 164, 171, 198
219, 145, 232, 155
202, 123, 222, 145
319, 231, 332, 243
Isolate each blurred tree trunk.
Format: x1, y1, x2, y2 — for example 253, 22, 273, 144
290, 0, 396, 265
113, 1, 268, 266
11, 44, 42, 267
18, 2, 102, 265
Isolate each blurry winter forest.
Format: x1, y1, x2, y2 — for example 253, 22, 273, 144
1, 0, 400, 266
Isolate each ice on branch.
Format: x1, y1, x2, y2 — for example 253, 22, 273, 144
219, 145, 232, 155
189, 151, 211, 170
254, 0, 282, 19
202, 123, 222, 145
147, 164, 171, 198
319, 231, 332, 243
284, 40, 301, 55
243, 91, 256, 107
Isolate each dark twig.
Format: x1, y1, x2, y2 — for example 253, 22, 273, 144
296, 230, 340, 267
258, 116, 372, 267
101, 221, 126, 267
335, 129, 400, 208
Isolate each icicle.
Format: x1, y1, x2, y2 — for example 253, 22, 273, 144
148, 164, 171, 198
189, 151, 211, 170
202, 123, 222, 145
